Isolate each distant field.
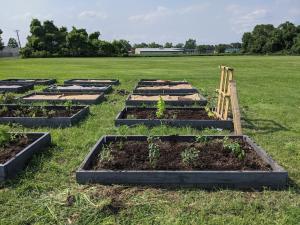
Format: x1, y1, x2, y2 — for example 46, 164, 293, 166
0, 56, 299, 224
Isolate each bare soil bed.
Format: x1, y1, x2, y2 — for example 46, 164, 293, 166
92, 137, 271, 171
0, 135, 34, 164
0, 105, 82, 117
23, 93, 100, 100
122, 108, 216, 120
129, 93, 201, 101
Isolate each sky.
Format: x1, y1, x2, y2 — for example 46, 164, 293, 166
0, 0, 300, 46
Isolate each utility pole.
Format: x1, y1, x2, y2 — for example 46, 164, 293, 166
15, 30, 21, 48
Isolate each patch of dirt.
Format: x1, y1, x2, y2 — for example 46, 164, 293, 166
0, 106, 82, 117
92, 137, 271, 171
66, 195, 76, 206
129, 93, 201, 101
73, 79, 113, 82
137, 84, 193, 90
23, 93, 101, 100
123, 108, 217, 120
0, 135, 35, 164
116, 89, 129, 96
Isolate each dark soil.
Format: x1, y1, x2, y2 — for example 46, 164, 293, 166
0, 135, 34, 164
123, 108, 217, 120
0, 106, 82, 118
92, 137, 271, 171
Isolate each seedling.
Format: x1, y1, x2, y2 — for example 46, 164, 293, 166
99, 143, 114, 163
223, 137, 245, 160
156, 96, 165, 119
195, 135, 208, 143
0, 127, 10, 147
64, 100, 73, 113
0, 106, 9, 116
205, 106, 215, 118
147, 136, 160, 168
181, 147, 199, 167
0, 93, 15, 104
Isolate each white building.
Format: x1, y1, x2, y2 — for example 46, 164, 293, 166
135, 48, 184, 56
0, 47, 20, 57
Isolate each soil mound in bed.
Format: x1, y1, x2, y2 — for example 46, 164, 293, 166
129, 93, 201, 101
23, 93, 100, 100
0, 135, 34, 164
123, 108, 217, 120
92, 138, 271, 171
137, 84, 193, 90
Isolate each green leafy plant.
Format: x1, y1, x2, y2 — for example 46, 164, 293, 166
0, 93, 15, 104
99, 143, 114, 163
181, 147, 199, 167
147, 136, 160, 168
64, 100, 73, 113
205, 106, 215, 118
156, 96, 166, 119
0, 106, 9, 116
195, 135, 208, 143
0, 127, 11, 147
223, 137, 245, 160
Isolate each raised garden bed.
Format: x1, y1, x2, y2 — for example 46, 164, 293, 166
126, 93, 207, 107
44, 84, 112, 94
0, 132, 51, 181
64, 79, 119, 85
20, 92, 105, 105
115, 107, 233, 130
0, 79, 56, 85
133, 83, 198, 94
0, 83, 34, 93
0, 104, 89, 128
138, 79, 189, 85
76, 135, 288, 189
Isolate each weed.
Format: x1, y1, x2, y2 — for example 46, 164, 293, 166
0, 105, 9, 116
223, 137, 245, 160
0, 93, 15, 104
99, 143, 114, 163
195, 135, 208, 143
205, 106, 215, 118
181, 147, 199, 167
0, 126, 10, 147
156, 96, 165, 119
147, 136, 160, 168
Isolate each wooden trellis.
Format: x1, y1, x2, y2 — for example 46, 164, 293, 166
214, 65, 242, 135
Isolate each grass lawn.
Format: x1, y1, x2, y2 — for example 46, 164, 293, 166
0, 56, 299, 225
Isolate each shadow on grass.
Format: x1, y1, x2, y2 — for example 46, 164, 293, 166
242, 117, 289, 134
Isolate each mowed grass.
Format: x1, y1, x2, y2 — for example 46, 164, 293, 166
0, 56, 299, 225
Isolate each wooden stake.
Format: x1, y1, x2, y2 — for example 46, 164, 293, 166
229, 80, 242, 135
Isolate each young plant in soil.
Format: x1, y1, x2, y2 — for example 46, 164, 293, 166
222, 137, 245, 160
181, 147, 199, 167
147, 136, 160, 168
0, 93, 15, 104
99, 143, 114, 163
156, 96, 166, 119
205, 106, 215, 118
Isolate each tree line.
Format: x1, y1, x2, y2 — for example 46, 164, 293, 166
1, 19, 299, 57
242, 21, 300, 54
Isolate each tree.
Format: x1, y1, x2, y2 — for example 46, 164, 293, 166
66, 27, 89, 56
133, 43, 148, 48
196, 45, 214, 54
98, 40, 115, 56
291, 34, 300, 54
215, 44, 227, 53
184, 39, 197, 49
148, 42, 162, 48
278, 21, 298, 50
174, 43, 184, 48
0, 29, 4, 50
164, 42, 173, 48
230, 42, 242, 49
7, 38, 19, 48
112, 39, 131, 56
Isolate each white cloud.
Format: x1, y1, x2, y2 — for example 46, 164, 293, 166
78, 10, 107, 20
227, 6, 268, 34
128, 4, 208, 23
11, 12, 53, 21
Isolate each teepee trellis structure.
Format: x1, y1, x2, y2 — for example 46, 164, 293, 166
214, 65, 242, 135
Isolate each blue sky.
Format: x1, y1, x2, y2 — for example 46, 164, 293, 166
1, 0, 300, 46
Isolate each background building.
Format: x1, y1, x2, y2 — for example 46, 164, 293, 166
135, 48, 184, 56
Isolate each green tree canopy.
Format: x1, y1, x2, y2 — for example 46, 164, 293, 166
0, 29, 4, 50
7, 38, 18, 48
184, 39, 197, 49
164, 42, 173, 48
